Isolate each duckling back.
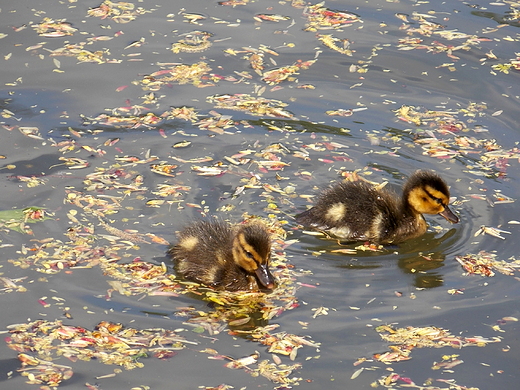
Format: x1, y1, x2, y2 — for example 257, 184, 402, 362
169, 220, 232, 288
296, 180, 407, 243
168, 220, 274, 291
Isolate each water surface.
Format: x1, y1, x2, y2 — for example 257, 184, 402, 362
1, 0, 519, 389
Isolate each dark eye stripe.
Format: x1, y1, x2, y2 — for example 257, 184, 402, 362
425, 190, 444, 205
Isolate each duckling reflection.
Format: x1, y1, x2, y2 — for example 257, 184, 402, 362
396, 228, 459, 289
168, 220, 275, 292
296, 170, 459, 244
174, 288, 275, 337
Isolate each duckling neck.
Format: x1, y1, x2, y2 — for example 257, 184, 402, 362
392, 199, 427, 242
400, 197, 419, 217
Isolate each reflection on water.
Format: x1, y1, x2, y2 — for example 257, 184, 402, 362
296, 227, 460, 288
2, 154, 65, 176
397, 229, 459, 288
472, 10, 520, 27
249, 118, 356, 137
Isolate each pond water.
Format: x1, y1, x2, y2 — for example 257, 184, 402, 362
1, 0, 519, 389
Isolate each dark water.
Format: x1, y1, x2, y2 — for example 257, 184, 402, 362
1, 0, 519, 389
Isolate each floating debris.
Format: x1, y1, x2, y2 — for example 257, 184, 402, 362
207, 94, 293, 118
317, 34, 354, 56
395, 103, 520, 178
254, 14, 291, 23
138, 62, 214, 90
6, 319, 192, 387
171, 31, 213, 53
374, 373, 478, 390
182, 12, 206, 24
150, 163, 178, 177
376, 325, 500, 349
491, 54, 520, 74
48, 44, 116, 64
326, 107, 367, 117
261, 59, 317, 85
98, 218, 151, 244
370, 324, 500, 367
88, 0, 150, 23
32, 18, 77, 37
168, 106, 199, 122
91, 111, 162, 128
303, 3, 361, 31
18, 127, 42, 140
474, 225, 511, 240
16, 355, 73, 387
456, 251, 520, 277
0, 276, 27, 293
0, 207, 50, 234
431, 355, 464, 370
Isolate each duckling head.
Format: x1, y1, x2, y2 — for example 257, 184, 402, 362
404, 170, 459, 223
232, 223, 275, 290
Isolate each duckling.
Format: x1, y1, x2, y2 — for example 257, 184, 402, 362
295, 170, 459, 244
168, 220, 275, 291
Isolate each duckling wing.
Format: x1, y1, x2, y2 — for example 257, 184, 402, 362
169, 221, 234, 287
296, 181, 401, 242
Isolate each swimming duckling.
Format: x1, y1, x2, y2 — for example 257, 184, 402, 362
295, 170, 459, 244
168, 220, 275, 291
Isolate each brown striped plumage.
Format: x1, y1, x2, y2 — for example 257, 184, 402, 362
168, 220, 275, 291
296, 170, 459, 244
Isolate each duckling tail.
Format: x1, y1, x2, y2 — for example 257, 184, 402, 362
255, 264, 276, 290
295, 208, 316, 226
439, 205, 459, 224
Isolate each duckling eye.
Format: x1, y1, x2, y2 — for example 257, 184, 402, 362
245, 251, 255, 259
426, 193, 443, 205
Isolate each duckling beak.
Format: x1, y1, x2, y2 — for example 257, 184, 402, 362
255, 264, 276, 290
439, 206, 459, 224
